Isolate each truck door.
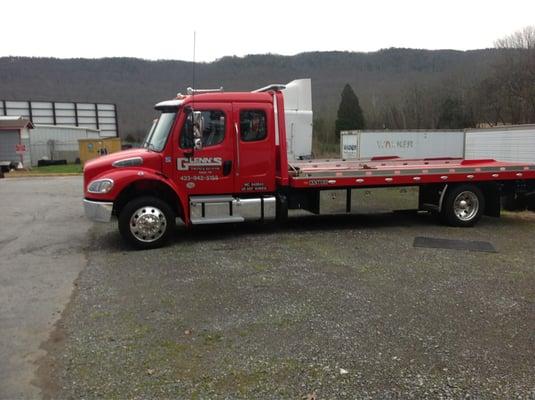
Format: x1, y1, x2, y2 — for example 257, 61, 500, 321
173, 103, 234, 194
232, 103, 276, 193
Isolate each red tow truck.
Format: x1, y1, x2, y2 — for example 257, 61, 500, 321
83, 81, 535, 248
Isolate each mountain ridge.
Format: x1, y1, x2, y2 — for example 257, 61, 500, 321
0, 48, 504, 138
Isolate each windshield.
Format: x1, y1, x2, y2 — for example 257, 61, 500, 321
142, 119, 158, 148
146, 112, 176, 152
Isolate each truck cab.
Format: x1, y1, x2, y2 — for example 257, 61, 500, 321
83, 87, 291, 248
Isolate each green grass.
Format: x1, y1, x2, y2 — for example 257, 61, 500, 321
32, 164, 83, 174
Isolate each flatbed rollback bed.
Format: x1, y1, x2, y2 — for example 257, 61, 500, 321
82, 80, 535, 248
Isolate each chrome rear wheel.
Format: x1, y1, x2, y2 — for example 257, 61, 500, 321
441, 184, 485, 227
453, 191, 479, 222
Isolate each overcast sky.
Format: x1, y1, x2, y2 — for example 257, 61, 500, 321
2, 0, 534, 62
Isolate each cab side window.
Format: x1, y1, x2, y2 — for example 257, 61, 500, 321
180, 110, 226, 148
240, 110, 267, 142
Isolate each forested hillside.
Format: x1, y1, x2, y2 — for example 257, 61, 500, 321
1, 45, 533, 144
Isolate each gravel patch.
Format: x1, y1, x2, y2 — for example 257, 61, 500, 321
40, 211, 535, 399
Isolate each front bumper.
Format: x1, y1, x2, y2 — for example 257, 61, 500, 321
83, 199, 114, 222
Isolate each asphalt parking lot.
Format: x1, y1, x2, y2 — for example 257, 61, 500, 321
1, 177, 535, 399
0, 177, 90, 399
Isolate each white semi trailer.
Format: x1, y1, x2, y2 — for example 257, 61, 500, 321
340, 130, 465, 160
464, 125, 535, 163
340, 125, 535, 163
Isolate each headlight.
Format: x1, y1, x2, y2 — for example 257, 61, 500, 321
87, 178, 114, 194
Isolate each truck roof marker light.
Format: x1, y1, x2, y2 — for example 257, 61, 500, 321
186, 87, 223, 95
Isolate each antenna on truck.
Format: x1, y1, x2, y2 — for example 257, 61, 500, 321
192, 31, 196, 109
186, 32, 224, 97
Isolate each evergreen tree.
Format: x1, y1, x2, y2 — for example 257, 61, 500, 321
437, 97, 475, 129
335, 84, 365, 138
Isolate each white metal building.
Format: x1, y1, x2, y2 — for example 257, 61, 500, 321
0, 116, 103, 167
29, 125, 100, 166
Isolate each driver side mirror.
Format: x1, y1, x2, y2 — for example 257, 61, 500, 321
182, 108, 205, 150
182, 107, 195, 149
192, 111, 204, 150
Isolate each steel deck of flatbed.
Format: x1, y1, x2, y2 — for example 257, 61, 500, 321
288, 158, 535, 189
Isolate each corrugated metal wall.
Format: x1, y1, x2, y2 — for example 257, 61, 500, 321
29, 125, 100, 166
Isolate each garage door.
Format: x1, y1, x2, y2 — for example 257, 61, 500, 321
0, 130, 20, 162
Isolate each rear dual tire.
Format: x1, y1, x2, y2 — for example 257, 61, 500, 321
118, 196, 175, 249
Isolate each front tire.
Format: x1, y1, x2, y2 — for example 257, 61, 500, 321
118, 196, 175, 249
441, 184, 485, 227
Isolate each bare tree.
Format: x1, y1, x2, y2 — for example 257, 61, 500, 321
490, 26, 535, 124
495, 26, 535, 49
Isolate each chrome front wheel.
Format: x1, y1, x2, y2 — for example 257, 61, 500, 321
119, 196, 175, 249
129, 206, 167, 243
